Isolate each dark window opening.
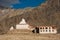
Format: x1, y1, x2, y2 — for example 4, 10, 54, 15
35, 27, 39, 33
40, 27, 42, 29
46, 27, 48, 29
46, 30, 47, 32
52, 30, 54, 32
49, 30, 51, 32
43, 27, 44, 29
52, 27, 55, 29
32, 27, 39, 33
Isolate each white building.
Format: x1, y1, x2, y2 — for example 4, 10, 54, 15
16, 18, 29, 29
34, 26, 57, 34
39, 26, 57, 34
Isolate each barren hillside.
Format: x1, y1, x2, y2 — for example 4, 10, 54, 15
0, 0, 60, 34
23, 0, 60, 30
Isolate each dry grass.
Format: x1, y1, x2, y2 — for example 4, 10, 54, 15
0, 29, 60, 40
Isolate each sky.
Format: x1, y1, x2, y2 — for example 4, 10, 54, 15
0, 0, 46, 9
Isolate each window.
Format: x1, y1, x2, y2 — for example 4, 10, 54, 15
46, 27, 48, 29
49, 30, 50, 32
46, 30, 47, 32
52, 27, 55, 29
40, 27, 42, 29
52, 30, 54, 32
40, 30, 42, 32
43, 27, 44, 29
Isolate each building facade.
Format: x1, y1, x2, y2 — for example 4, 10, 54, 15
33, 26, 57, 34
39, 26, 57, 34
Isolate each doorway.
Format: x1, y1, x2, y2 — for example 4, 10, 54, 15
32, 27, 39, 33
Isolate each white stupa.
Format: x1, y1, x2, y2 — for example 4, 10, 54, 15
19, 18, 27, 24
16, 18, 29, 29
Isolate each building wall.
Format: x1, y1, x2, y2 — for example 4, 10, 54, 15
16, 24, 29, 29
39, 27, 57, 34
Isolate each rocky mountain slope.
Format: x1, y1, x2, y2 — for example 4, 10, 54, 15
0, 0, 60, 34
23, 0, 60, 28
